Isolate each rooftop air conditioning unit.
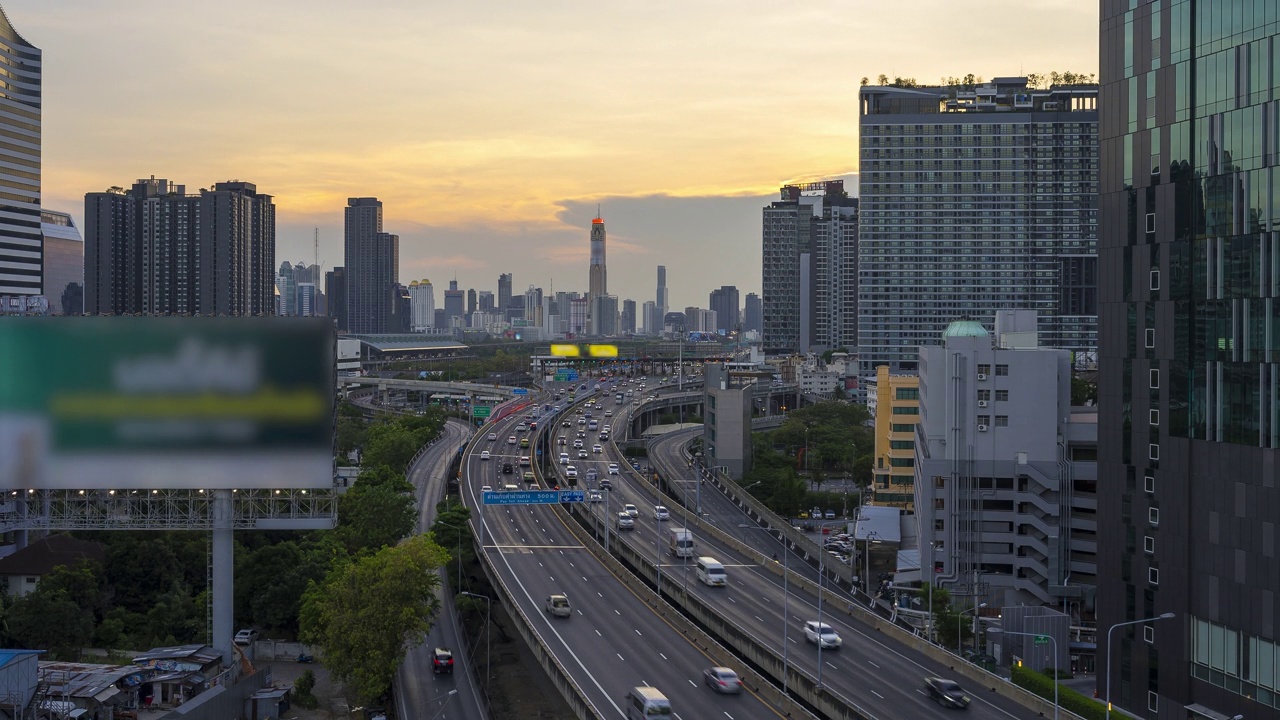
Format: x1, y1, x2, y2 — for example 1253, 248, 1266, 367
977, 424, 989, 432
977, 400, 989, 407
977, 373, 989, 381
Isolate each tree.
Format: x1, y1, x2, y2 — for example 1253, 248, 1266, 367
877, 74, 889, 86
299, 535, 448, 703
236, 538, 335, 634
7, 560, 103, 658
336, 483, 416, 555
144, 582, 205, 647
860, 77, 869, 86
1071, 376, 1097, 406
356, 465, 414, 494
361, 424, 420, 471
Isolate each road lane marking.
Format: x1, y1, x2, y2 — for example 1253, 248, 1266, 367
687, 679, 696, 687
659, 653, 667, 660
871, 690, 884, 699
617, 653, 625, 660
754, 616, 764, 623
595, 630, 602, 637
868, 660, 880, 668
826, 662, 838, 670
635, 629, 642, 636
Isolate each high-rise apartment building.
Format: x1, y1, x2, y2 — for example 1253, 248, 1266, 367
915, 312, 1097, 612
744, 293, 763, 334
588, 215, 607, 315
40, 210, 82, 315
408, 279, 434, 330
1098, 4, 1280, 717
443, 279, 464, 322
655, 265, 668, 335
812, 192, 859, 352
708, 285, 740, 333
0, 8, 40, 299
466, 288, 477, 317
344, 197, 399, 333
477, 290, 493, 312
497, 273, 512, 313
277, 260, 296, 316
858, 78, 1099, 376
326, 267, 347, 331
871, 365, 919, 508
621, 299, 636, 335
591, 294, 617, 336
84, 178, 276, 316
641, 300, 657, 336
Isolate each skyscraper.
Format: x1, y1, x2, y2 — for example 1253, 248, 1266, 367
621, 299, 636, 335
325, 266, 347, 331
762, 186, 816, 353
744, 293, 763, 334
641, 300, 657, 336
344, 197, 399, 333
0, 8, 40, 299
477, 290, 494, 312
84, 178, 276, 316
277, 260, 296, 316
812, 191, 859, 351
408, 279, 434, 330
40, 210, 83, 315
443, 279, 464, 321
655, 265, 668, 335
1098, 5, 1276, 718
497, 272, 512, 313
466, 288, 477, 317
708, 285, 740, 333
588, 214, 607, 315
591, 294, 617, 336
857, 78, 1098, 375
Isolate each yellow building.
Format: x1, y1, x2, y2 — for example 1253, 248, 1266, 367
872, 365, 919, 509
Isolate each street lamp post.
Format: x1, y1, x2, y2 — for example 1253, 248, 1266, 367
958, 602, 987, 656
459, 591, 491, 695
1105, 612, 1175, 719
1001, 630, 1058, 720
740, 524, 790, 698
863, 530, 882, 604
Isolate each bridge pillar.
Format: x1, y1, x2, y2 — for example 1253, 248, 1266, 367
212, 489, 234, 666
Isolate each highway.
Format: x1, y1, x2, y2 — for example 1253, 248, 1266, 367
540, 381, 1044, 720
461, 377, 792, 720
397, 419, 490, 720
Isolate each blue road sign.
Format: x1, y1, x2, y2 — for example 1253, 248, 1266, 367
482, 490, 585, 505
558, 490, 585, 503
512, 387, 529, 395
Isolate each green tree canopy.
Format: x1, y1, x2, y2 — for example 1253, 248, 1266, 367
7, 559, 103, 658
336, 483, 417, 556
299, 535, 448, 703
235, 537, 337, 634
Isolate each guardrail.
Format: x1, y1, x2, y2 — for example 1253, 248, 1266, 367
648, 440, 1084, 720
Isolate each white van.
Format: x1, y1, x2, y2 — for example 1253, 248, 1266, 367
696, 557, 727, 587
625, 686, 670, 719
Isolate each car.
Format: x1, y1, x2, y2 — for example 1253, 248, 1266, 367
480, 484, 492, 493
608, 463, 619, 475
653, 505, 670, 521
515, 424, 527, 432
924, 677, 971, 709
480, 450, 491, 460
803, 621, 842, 649
577, 430, 587, 438
624, 503, 639, 517
599, 477, 613, 490
507, 436, 517, 445
234, 629, 258, 646
519, 437, 530, 448
599, 431, 610, 441
431, 647, 454, 674
703, 667, 742, 694
562, 420, 571, 427
573, 439, 584, 449
558, 452, 569, 464
605, 410, 613, 417
616, 512, 635, 529
592, 444, 603, 454
519, 455, 531, 466
578, 449, 588, 459
587, 490, 603, 503
824, 509, 836, 519
487, 432, 498, 441
565, 466, 578, 479
558, 436, 566, 446
502, 463, 514, 474
523, 471, 536, 483
544, 594, 572, 618
578, 418, 587, 426
585, 468, 599, 482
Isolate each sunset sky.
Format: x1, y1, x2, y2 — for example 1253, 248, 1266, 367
10, 0, 1097, 310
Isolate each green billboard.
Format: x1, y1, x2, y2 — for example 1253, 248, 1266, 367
0, 318, 335, 490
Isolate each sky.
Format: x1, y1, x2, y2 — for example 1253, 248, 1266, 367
10, 0, 1098, 311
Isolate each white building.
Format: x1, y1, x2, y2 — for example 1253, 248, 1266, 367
409, 280, 435, 330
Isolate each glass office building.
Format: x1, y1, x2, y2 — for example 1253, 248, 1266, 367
858, 78, 1098, 376
0, 7, 40, 298
1098, 2, 1280, 717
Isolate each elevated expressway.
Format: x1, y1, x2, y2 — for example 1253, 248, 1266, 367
459, 379, 793, 720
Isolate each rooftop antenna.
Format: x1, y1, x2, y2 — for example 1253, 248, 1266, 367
597, 203, 600, 219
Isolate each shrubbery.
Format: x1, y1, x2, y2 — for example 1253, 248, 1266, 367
1010, 665, 1106, 720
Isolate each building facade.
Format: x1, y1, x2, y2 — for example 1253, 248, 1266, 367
84, 179, 276, 316
1098, 2, 1280, 718
871, 365, 920, 509
40, 210, 82, 315
344, 198, 400, 333
709, 285, 740, 333
702, 364, 755, 479
915, 314, 1097, 612
655, 265, 668, 335
325, 266, 347, 331
588, 216, 607, 316
443, 280, 464, 323
408, 279, 434, 330
744, 293, 763, 334
0, 8, 40, 299
858, 77, 1099, 376
762, 189, 814, 353
812, 194, 859, 352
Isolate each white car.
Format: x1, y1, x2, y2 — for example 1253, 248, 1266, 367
803, 621, 842, 649
653, 505, 670, 521
592, 444, 603, 454
480, 450, 491, 460
605, 410, 613, 417
234, 628, 258, 646
565, 466, 578, 479
519, 455, 531, 466
623, 503, 639, 518
558, 452, 570, 464
616, 512, 635, 529
587, 490, 603, 503
480, 485, 492, 493
508, 436, 517, 445
577, 449, 588, 459
607, 463, 620, 475
488, 432, 497, 441
573, 439, 584, 449
515, 424, 527, 432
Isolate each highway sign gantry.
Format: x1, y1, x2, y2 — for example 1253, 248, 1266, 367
483, 490, 584, 505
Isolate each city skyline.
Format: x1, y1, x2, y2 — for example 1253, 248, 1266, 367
7, 0, 1097, 309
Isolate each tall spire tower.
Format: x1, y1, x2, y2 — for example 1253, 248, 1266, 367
587, 211, 607, 320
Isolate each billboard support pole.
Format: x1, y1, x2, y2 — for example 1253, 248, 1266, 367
212, 489, 235, 665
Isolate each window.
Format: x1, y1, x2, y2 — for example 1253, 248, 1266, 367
892, 406, 919, 415
1150, 409, 1160, 425
978, 414, 991, 426
1144, 624, 1155, 642
1147, 691, 1158, 713
1150, 268, 1160, 290
995, 364, 1009, 376
889, 457, 915, 467
895, 387, 919, 400
1149, 507, 1160, 526
1145, 536, 1155, 554
1145, 475, 1155, 493
1150, 369, 1159, 388
891, 423, 914, 432
995, 390, 1009, 402
977, 363, 991, 375
1145, 212, 1156, 233
995, 415, 1009, 427
978, 389, 991, 401
1149, 567, 1159, 585
1150, 443, 1160, 461
1145, 328, 1155, 348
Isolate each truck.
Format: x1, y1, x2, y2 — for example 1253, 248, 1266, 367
668, 528, 695, 558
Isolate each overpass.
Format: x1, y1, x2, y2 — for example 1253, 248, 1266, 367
623, 383, 801, 439
337, 376, 522, 408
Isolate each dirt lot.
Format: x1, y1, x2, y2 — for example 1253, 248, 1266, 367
266, 661, 343, 720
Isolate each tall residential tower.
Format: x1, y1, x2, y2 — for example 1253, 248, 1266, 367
344, 197, 399, 333
0, 7, 40, 299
